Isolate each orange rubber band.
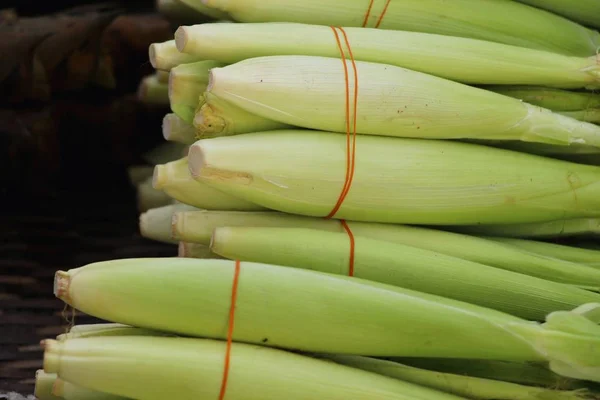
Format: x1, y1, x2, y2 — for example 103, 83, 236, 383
340, 220, 356, 277
218, 260, 241, 400
362, 0, 392, 28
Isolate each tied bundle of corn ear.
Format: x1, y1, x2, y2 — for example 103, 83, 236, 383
209, 226, 600, 319
490, 238, 600, 268
449, 218, 600, 239
485, 87, 600, 125
42, 336, 470, 400
204, 56, 600, 147
172, 210, 600, 287
176, 22, 600, 89
512, 0, 600, 30
53, 258, 600, 382
187, 130, 600, 225
199, 0, 600, 56
152, 157, 264, 210
35, 370, 128, 400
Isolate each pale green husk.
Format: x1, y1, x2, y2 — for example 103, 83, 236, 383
199, 0, 600, 56
177, 22, 600, 89
57, 323, 169, 341
157, 0, 213, 25
42, 336, 468, 400
323, 356, 594, 400
162, 113, 197, 144
53, 258, 600, 381
188, 130, 600, 225
152, 157, 264, 210
149, 40, 206, 71
177, 0, 231, 20
139, 203, 198, 244
207, 56, 600, 147
35, 370, 62, 400
450, 218, 600, 238
512, 0, 600, 29
172, 210, 600, 287
209, 226, 600, 320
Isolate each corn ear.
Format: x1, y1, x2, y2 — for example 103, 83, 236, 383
194, 91, 290, 137
42, 336, 468, 400
137, 75, 169, 105
153, 157, 263, 210
35, 370, 62, 400
176, 0, 231, 20
177, 22, 600, 89
149, 40, 205, 71
172, 210, 600, 287
169, 60, 225, 123
449, 218, 600, 238
162, 113, 197, 144
512, 1, 600, 30
487, 238, 600, 269
210, 226, 600, 320
323, 356, 594, 400
53, 258, 600, 381
188, 130, 600, 225
53, 377, 130, 400
207, 56, 600, 147
178, 241, 222, 258
140, 204, 198, 244
200, 0, 600, 56
57, 323, 169, 341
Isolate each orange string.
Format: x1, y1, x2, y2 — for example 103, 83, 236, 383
362, 0, 392, 28
340, 220, 356, 277
218, 260, 241, 400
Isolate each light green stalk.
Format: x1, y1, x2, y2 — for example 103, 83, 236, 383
512, 0, 600, 30
136, 75, 169, 105
54, 258, 600, 382
177, 22, 600, 89
178, 241, 222, 258
450, 218, 600, 238
169, 60, 225, 123
199, 0, 600, 56
149, 40, 206, 71
137, 177, 173, 212
57, 323, 169, 341
194, 91, 291, 137
488, 238, 600, 269
171, 210, 600, 287
207, 56, 600, 147
323, 356, 594, 400
210, 226, 600, 320
153, 157, 264, 210
142, 141, 187, 165
43, 336, 468, 400
140, 203, 198, 244
162, 113, 197, 144
35, 370, 63, 400
188, 130, 600, 225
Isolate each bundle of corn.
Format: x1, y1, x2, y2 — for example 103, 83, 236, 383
34, 2, 600, 399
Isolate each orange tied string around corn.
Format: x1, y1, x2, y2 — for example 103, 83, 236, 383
218, 260, 241, 400
362, 0, 392, 28
327, 26, 359, 277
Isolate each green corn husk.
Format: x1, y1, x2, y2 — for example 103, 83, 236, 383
137, 177, 173, 213
488, 238, 600, 269
206, 56, 600, 147
149, 40, 206, 72
194, 91, 291, 137
43, 336, 469, 400
157, 0, 223, 24
483, 142, 600, 158
188, 130, 600, 225
512, 1, 600, 30
177, 22, 600, 89
199, 0, 600, 56
162, 113, 197, 144
153, 157, 264, 211
178, 241, 223, 258
210, 226, 600, 320
53, 377, 130, 400
35, 370, 63, 400
323, 356, 595, 400
57, 323, 170, 341
137, 75, 169, 105
450, 219, 600, 238
176, 0, 231, 20
140, 203, 198, 244
169, 60, 225, 123
54, 258, 600, 382
172, 210, 600, 287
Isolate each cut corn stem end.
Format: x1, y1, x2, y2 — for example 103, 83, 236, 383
53, 271, 70, 303
162, 113, 198, 144
42, 339, 61, 374
35, 370, 60, 400
152, 165, 168, 191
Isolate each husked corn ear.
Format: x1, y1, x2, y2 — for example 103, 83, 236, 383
188, 130, 600, 225
199, 0, 600, 56
42, 336, 467, 400
152, 157, 264, 210
177, 22, 600, 89
53, 258, 600, 381
207, 56, 600, 147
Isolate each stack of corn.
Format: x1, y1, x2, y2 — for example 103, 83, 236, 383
36, 1, 600, 399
